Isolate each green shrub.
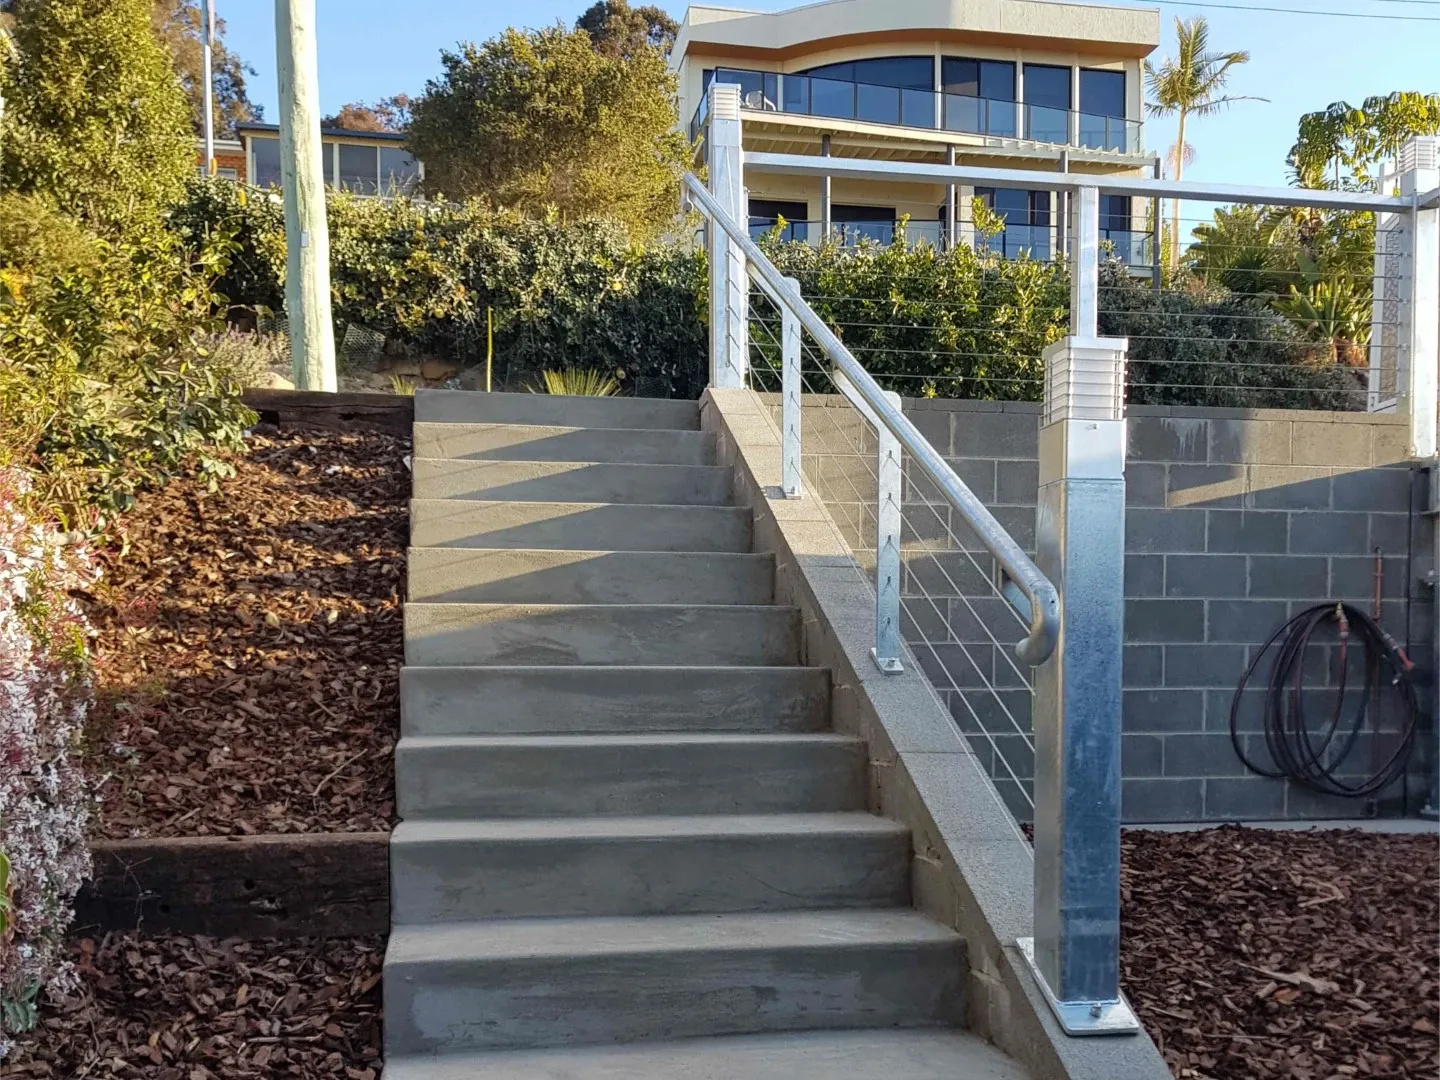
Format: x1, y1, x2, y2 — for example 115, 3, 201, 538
0, 195, 256, 524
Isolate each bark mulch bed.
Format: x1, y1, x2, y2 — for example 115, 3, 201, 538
82, 427, 409, 839
1122, 826, 1439, 1080
0, 933, 383, 1078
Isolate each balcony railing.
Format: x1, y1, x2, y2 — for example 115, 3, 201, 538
693, 68, 1143, 154
747, 217, 1153, 268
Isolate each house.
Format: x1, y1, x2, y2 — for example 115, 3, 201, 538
195, 123, 422, 196
671, 0, 1162, 262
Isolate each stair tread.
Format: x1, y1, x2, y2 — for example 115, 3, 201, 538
414, 390, 700, 430
386, 908, 960, 965
392, 812, 906, 844
382, 1029, 1026, 1080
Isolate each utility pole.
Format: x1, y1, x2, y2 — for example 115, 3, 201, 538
275, 0, 336, 391
201, 0, 215, 175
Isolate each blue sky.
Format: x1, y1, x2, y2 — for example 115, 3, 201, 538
221, 0, 1436, 193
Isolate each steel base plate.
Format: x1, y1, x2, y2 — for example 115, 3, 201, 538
870, 648, 904, 675
1016, 937, 1142, 1036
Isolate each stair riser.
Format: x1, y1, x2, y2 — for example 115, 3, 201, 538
407, 549, 773, 605
395, 740, 866, 819
384, 940, 966, 1055
415, 390, 699, 430
400, 667, 831, 736
390, 829, 911, 923
410, 500, 752, 553
404, 605, 800, 667
413, 424, 714, 465
412, 460, 732, 506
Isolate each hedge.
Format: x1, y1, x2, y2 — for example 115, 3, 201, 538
173, 182, 1364, 410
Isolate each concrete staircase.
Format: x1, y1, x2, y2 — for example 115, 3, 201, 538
385, 390, 1026, 1079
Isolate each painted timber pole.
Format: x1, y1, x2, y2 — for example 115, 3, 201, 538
275, 0, 336, 391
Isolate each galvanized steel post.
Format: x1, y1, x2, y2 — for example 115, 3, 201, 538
1017, 182, 1138, 1035
781, 278, 803, 498
1398, 138, 1438, 459
706, 84, 747, 389
873, 390, 904, 674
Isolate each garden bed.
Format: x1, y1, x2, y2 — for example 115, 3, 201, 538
1122, 826, 1439, 1080
0, 933, 383, 1077
82, 426, 409, 840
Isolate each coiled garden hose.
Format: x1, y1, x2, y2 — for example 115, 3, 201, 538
1230, 602, 1419, 799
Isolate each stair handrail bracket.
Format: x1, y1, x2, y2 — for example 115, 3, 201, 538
683, 173, 1060, 669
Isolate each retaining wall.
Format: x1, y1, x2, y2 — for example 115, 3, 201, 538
783, 395, 1435, 823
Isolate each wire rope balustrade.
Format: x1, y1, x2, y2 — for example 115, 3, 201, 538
691, 84, 1440, 1037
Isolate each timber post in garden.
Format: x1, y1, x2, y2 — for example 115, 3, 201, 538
275, 0, 337, 392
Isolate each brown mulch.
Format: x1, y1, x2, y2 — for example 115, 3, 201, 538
0, 933, 383, 1077
1122, 826, 1440, 1079
83, 428, 409, 839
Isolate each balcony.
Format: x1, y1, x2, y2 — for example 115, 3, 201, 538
748, 216, 1153, 268
692, 68, 1143, 155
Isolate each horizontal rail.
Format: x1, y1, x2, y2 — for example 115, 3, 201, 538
684, 171, 1060, 665
744, 151, 1415, 214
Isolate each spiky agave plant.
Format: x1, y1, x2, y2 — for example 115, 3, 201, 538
528, 369, 620, 397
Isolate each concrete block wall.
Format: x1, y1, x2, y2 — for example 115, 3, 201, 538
777, 394, 1435, 823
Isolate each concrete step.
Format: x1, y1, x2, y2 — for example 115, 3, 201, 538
413, 423, 714, 466
390, 813, 911, 924
412, 459, 732, 506
382, 1030, 1027, 1080
410, 500, 751, 553
383, 909, 966, 1056
407, 549, 773, 605
404, 604, 800, 667
394, 733, 866, 819
400, 666, 830, 737
415, 390, 699, 430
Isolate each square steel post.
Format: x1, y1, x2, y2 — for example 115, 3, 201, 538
706, 84, 747, 389
1397, 138, 1438, 458
873, 390, 904, 674
781, 277, 803, 498
1017, 183, 1138, 1035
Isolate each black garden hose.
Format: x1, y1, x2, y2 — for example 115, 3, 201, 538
1230, 603, 1419, 799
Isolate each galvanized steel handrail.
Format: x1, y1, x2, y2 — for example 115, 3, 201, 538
683, 171, 1060, 666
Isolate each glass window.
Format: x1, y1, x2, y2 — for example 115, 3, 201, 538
338, 143, 378, 195
833, 204, 896, 244
856, 82, 901, 124
810, 76, 856, 119
1100, 194, 1132, 233
799, 56, 931, 90
749, 198, 809, 242
250, 136, 281, 188
941, 58, 1014, 101
782, 74, 811, 114
1080, 70, 1125, 118
712, 67, 777, 110
975, 188, 1052, 260
1023, 64, 1071, 110
380, 147, 421, 195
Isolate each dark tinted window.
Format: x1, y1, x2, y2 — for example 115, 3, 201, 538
380, 147, 421, 195
832, 203, 898, 244
1100, 194, 1132, 233
750, 199, 809, 242
250, 136, 281, 188
1023, 64, 1071, 110
799, 56, 932, 89
941, 58, 1015, 100
975, 188, 1053, 259
1080, 69, 1125, 118
705, 67, 778, 109
338, 143, 377, 195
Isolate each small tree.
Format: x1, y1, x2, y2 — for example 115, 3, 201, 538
576, 0, 678, 59
1145, 17, 1261, 269
323, 95, 412, 133
151, 0, 262, 138
1289, 91, 1440, 191
406, 26, 691, 239
0, 0, 193, 234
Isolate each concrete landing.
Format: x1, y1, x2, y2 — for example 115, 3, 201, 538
384, 1029, 1027, 1079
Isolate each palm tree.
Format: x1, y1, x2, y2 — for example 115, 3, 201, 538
1144, 17, 1263, 269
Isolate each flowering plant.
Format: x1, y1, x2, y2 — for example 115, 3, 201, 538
0, 468, 96, 1056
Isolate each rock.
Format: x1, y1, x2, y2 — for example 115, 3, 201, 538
421, 359, 459, 380
256, 370, 294, 390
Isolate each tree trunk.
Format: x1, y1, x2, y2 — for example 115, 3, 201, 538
1170, 109, 1187, 271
